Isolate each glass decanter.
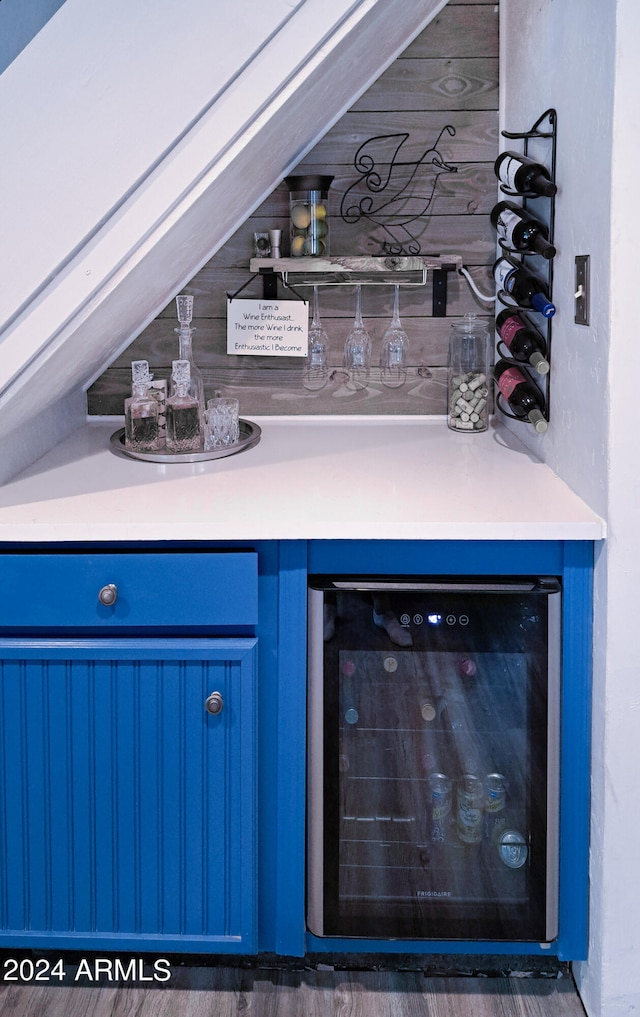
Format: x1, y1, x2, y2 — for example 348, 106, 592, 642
124, 360, 160, 451
166, 359, 202, 453
174, 294, 205, 427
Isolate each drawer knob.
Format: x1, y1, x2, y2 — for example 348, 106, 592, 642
205, 691, 224, 715
98, 583, 118, 606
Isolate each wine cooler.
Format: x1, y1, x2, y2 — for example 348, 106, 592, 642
307, 576, 562, 943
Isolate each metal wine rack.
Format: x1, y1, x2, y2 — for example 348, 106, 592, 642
495, 108, 557, 427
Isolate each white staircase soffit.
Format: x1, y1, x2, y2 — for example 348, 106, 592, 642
0, 0, 449, 437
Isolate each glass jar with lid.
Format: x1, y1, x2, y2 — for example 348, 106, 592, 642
285, 175, 333, 258
447, 313, 491, 432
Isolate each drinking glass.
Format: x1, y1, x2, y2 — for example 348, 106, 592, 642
380, 285, 409, 388
343, 286, 372, 391
303, 286, 329, 391
204, 394, 240, 450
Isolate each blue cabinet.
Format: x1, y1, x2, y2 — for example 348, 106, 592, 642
0, 639, 257, 952
0, 539, 593, 961
0, 551, 260, 953
0, 551, 259, 632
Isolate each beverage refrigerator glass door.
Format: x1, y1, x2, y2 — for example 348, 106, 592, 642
307, 577, 561, 944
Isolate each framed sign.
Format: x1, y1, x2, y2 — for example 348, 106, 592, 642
227, 298, 309, 357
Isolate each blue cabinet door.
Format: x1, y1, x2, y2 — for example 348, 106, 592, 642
0, 638, 257, 953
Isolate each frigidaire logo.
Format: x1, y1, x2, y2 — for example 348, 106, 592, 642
416, 890, 452, 898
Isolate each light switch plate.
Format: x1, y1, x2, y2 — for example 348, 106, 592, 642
575, 255, 590, 325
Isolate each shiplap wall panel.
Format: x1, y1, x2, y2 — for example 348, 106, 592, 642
89, 0, 498, 418
351, 58, 498, 112
402, 2, 498, 57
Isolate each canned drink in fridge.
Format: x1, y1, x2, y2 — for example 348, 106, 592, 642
428, 773, 452, 843
456, 774, 484, 844
484, 772, 507, 842
498, 829, 528, 868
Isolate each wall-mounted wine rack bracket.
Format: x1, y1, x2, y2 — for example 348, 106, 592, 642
496, 108, 557, 426
247, 255, 463, 317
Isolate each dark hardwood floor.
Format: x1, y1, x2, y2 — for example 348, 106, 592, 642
0, 966, 587, 1017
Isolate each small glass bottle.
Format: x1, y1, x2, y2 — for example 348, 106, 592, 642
166, 360, 202, 453
285, 175, 333, 257
174, 294, 205, 428
124, 360, 160, 451
447, 313, 490, 432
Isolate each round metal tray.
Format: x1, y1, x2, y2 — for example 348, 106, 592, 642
109, 419, 261, 464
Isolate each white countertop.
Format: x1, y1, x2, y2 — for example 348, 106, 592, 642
0, 416, 605, 543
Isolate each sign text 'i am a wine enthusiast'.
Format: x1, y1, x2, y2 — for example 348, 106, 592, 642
226, 298, 309, 357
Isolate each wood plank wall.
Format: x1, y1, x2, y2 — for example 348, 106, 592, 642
88, 0, 499, 418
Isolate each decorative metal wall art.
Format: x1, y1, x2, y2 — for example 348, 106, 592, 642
339, 125, 458, 256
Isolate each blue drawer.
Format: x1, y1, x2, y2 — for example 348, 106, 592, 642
0, 551, 258, 630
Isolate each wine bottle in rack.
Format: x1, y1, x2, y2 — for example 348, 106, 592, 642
490, 201, 556, 260
495, 309, 550, 376
494, 359, 548, 433
493, 255, 556, 318
494, 151, 557, 197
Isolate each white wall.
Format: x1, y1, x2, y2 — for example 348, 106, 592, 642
585, 1, 640, 1012
502, 2, 640, 1015
500, 1, 612, 515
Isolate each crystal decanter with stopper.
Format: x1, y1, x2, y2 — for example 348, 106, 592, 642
174, 294, 205, 428
166, 359, 202, 452
124, 360, 160, 451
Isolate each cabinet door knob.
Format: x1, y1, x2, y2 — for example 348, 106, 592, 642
98, 583, 118, 606
205, 691, 224, 715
